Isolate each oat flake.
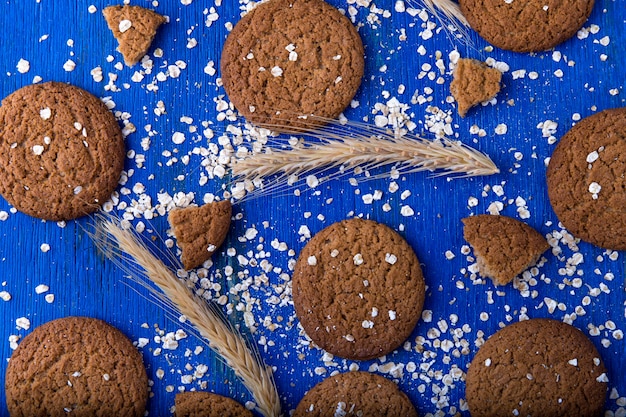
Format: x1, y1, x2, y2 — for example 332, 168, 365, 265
119, 19, 132, 33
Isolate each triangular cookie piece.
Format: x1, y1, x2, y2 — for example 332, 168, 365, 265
462, 214, 549, 286
103, 5, 166, 66
450, 58, 502, 117
168, 200, 232, 270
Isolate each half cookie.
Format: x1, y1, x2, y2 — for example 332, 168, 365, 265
168, 200, 232, 270
462, 214, 549, 286
103, 5, 166, 66
466, 319, 608, 416
546, 107, 626, 250
5, 317, 148, 417
294, 371, 418, 417
459, 0, 595, 52
450, 58, 502, 117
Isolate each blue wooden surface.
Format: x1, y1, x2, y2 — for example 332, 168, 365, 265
0, 0, 624, 416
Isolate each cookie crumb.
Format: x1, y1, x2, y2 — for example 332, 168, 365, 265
450, 58, 501, 117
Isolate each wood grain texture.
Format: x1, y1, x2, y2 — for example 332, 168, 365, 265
0, 1, 624, 416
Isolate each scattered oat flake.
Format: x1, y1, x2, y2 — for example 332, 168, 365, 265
400, 205, 414, 217
172, 132, 186, 145
40, 243, 51, 252
63, 59, 76, 72
35, 284, 49, 294
16, 317, 30, 330
17, 58, 30, 73
0, 291, 11, 302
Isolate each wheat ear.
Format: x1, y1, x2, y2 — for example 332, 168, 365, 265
92, 216, 282, 417
231, 122, 498, 188
407, 0, 470, 40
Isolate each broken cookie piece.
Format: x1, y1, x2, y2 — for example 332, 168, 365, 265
103, 5, 166, 66
450, 58, 502, 117
462, 214, 549, 286
168, 200, 232, 270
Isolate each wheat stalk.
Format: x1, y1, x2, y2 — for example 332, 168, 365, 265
91, 215, 282, 417
229, 118, 498, 196
407, 0, 470, 41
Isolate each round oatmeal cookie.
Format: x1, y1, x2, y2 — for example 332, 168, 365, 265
459, 0, 595, 52
220, 0, 364, 131
466, 318, 608, 417
546, 107, 626, 250
292, 218, 425, 361
293, 371, 418, 417
0, 81, 125, 221
5, 316, 148, 417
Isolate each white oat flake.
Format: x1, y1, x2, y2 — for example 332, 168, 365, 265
63, 59, 76, 72
40, 108, 52, 120
385, 253, 398, 265
270, 66, 283, 77
586, 150, 599, 164
17, 58, 30, 73
35, 284, 49, 294
596, 373, 609, 383
16, 317, 30, 330
32, 145, 45, 156
400, 205, 414, 217
588, 182, 601, 199
119, 19, 132, 33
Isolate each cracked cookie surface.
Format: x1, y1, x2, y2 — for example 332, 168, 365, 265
466, 318, 607, 417
547, 107, 626, 250
459, 0, 594, 52
220, 0, 364, 131
0, 82, 125, 221
293, 371, 418, 417
5, 317, 148, 417
175, 391, 252, 417
292, 218, 425, 360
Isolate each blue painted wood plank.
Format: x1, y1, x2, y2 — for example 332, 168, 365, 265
0, 1, 625, 416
